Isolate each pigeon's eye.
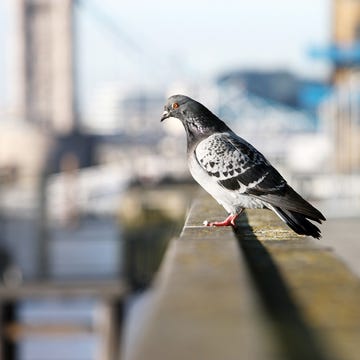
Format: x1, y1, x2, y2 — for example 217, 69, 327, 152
172, 102, 179, 109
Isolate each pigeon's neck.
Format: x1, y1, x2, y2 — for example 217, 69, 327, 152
186, 129, 204, 152
185, 117, 229, 153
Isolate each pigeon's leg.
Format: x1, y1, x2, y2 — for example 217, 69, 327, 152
204, 209, 244, 227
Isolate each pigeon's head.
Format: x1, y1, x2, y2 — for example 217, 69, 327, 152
160, 94, 199, 123
160, 94, 228, 138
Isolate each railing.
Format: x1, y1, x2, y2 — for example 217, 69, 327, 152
127, 192, 360, 360
0, 280, 127, 360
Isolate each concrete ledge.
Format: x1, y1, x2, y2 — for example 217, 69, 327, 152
235, 210, 360, 360
129, 192, 360, 360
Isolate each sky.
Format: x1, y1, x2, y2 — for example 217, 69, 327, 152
0, 0, 332, 112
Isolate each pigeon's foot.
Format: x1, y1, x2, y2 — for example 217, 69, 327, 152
203, 214, 239, 227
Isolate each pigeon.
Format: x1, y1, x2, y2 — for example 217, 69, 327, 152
160, 94, 326, 239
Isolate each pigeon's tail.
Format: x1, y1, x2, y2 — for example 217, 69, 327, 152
272, 206, 322, 239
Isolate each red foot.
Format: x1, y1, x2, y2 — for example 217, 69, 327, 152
204, 213, 239, 227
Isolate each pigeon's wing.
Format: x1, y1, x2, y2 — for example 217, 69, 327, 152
195, 132, 286, 194
195, 132, 325, 221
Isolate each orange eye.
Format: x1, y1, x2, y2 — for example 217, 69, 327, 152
172, 102, 179, 109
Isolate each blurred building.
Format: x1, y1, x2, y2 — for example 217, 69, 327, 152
218, 71, 302, 109
85, 86, 165, 135
311, 0, 360, 82
121, 91, 165, 135
331, 0, 360, 172
218, 70, 330, 114
333, 0, 360, 83
0, 120, 50, 183
1, 0, 99, 185
313, 0, 360, 173
319, 71, 360, 173
14, 0, 75, 134
84, 85, 125, 134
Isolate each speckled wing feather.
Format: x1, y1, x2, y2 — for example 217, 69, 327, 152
195, 132, 286, 194
195, 132, 325, 221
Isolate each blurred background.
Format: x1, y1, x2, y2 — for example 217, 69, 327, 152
0, 0, 359, 359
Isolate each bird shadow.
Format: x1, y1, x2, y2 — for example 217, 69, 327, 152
233, 213, 329, 360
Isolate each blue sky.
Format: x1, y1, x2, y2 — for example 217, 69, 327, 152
0, 0, 331, 111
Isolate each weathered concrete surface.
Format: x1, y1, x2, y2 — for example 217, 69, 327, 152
128, 192, 360, 360
235, 207, 360, 360
128, 196, 281, 360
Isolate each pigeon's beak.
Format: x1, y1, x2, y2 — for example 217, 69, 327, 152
160, 109, 170, 122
